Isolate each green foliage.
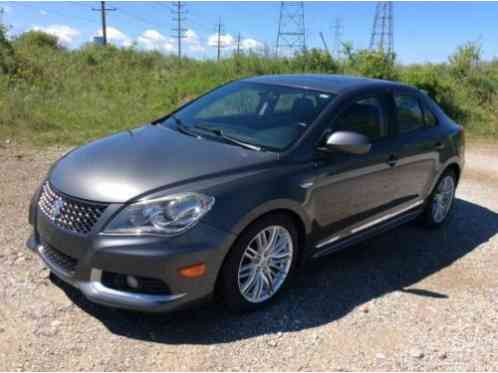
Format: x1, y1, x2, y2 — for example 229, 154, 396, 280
449, 42, 481, 79
342, 47, 397, 79
0, 30, 497, 145
0, 24, 16, 74
290, 48, 339, 73
13, 30, 60, 50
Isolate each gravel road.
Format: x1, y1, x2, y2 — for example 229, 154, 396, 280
1, 141, 497, 371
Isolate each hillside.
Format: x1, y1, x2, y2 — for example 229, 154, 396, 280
1, 29, 497, 146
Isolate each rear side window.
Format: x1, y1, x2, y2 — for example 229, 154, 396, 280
394, 94, 425, 133
423, 105, 438, 127
334, 97, 386, 141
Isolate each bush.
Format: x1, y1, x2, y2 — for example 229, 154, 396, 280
0, 24, 16, 74
1, 30, 497, 145
12, 30, 60, 50
343, 47, 398, 80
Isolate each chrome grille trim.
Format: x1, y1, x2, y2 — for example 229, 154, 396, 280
38, 182, 108, 235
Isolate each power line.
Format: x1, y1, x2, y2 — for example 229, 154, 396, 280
92, 1, 116, 46
369, 1, 394, 55
117, 7, 166, 30
276, 1, 306, 57
14, 2, 98, 28
171, 1, 187, 59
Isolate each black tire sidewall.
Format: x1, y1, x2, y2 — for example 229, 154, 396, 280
219, 214, 299, 313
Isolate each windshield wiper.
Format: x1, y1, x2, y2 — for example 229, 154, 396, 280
170, 114, 200, 138
194, 124, 262, 151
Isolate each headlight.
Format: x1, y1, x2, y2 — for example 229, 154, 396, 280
103, 192, 215, 236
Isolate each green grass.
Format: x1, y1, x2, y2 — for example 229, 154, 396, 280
1, 30, 497, 146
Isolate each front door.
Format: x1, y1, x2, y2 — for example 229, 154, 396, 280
311, 94, 401, 246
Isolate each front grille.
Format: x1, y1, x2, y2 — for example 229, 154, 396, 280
102, 272, 171, 295
41, 244, 78, 275
38, 182, 108, 235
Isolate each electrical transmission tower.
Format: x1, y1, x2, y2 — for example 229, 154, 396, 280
0, 7, 4, 26
276, 1, 306, 57
92, 1, 116, 46
332, 17, 343, 58
369, 1, 394, 55
171, 1, 187, 59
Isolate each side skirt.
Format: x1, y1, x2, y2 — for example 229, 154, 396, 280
312, 207, 423, 259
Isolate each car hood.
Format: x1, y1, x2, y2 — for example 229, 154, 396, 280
49, 124, 277, 203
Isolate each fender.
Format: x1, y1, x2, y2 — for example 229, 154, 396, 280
426, 155, 463, 198
230, 198, 313, 238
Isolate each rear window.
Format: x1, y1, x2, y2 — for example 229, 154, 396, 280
423, 105, 438, 127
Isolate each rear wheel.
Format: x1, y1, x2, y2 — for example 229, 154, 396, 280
219, 214, 298, 313
421, 170, 456, 227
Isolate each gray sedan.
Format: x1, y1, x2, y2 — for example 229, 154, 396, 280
27, 74, 465, 313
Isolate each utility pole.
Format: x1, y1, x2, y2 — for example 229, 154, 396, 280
332, 17, 343, 58
171, 1, 187, 59
216, 17, 224, 61
369, 1, 394, 55
92, 1, 116, 46
236, 32, 241, 56
276, 1, 306, 57
0, 7, 4, 27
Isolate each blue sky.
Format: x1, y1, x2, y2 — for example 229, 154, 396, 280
1, 1, 498, 63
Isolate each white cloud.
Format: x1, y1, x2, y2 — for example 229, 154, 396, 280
241, 38, 264, 51
93, 26, 132, 47
136, 29, 175, 53
31, 24, 80, 46
208, 32, 235, 49
39, 10, 48, 16
184, 29, 205, 53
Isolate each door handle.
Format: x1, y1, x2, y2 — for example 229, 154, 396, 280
434, 142, 445, 150
387, 154, 398, 167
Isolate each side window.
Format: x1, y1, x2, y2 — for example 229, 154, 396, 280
423, 104, 438, 127
394, 94, 425, 133
334, 97, 386, 141
274, 93, 298, 113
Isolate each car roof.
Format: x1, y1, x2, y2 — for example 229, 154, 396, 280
241, 74, 412, 95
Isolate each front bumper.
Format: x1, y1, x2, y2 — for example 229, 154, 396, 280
27, 207, 236, 312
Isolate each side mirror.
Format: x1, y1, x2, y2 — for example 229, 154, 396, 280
320, 131, 372, 155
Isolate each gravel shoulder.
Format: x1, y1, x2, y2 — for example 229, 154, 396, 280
0, 141, 497, 371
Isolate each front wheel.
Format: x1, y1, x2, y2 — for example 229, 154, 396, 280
421, 170, 457, 227
219, 214, 298, 313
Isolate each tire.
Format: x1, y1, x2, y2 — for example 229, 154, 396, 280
421, 169, 457, 228
219, 214, 299, 313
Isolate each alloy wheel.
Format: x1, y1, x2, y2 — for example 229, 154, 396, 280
432, 175, 455, 223
237, 225, 294, 303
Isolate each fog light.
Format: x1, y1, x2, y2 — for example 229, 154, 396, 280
126, 275, 139, 289
178, 263, 206, 278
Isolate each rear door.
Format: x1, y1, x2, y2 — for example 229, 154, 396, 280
389, 89, 440, 204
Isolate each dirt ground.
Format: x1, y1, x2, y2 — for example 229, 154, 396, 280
0, 141, 497, 371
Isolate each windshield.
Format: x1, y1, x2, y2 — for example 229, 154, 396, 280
162, 81, 336, 151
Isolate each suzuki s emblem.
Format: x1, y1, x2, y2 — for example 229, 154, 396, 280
51, 198, 64, 220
